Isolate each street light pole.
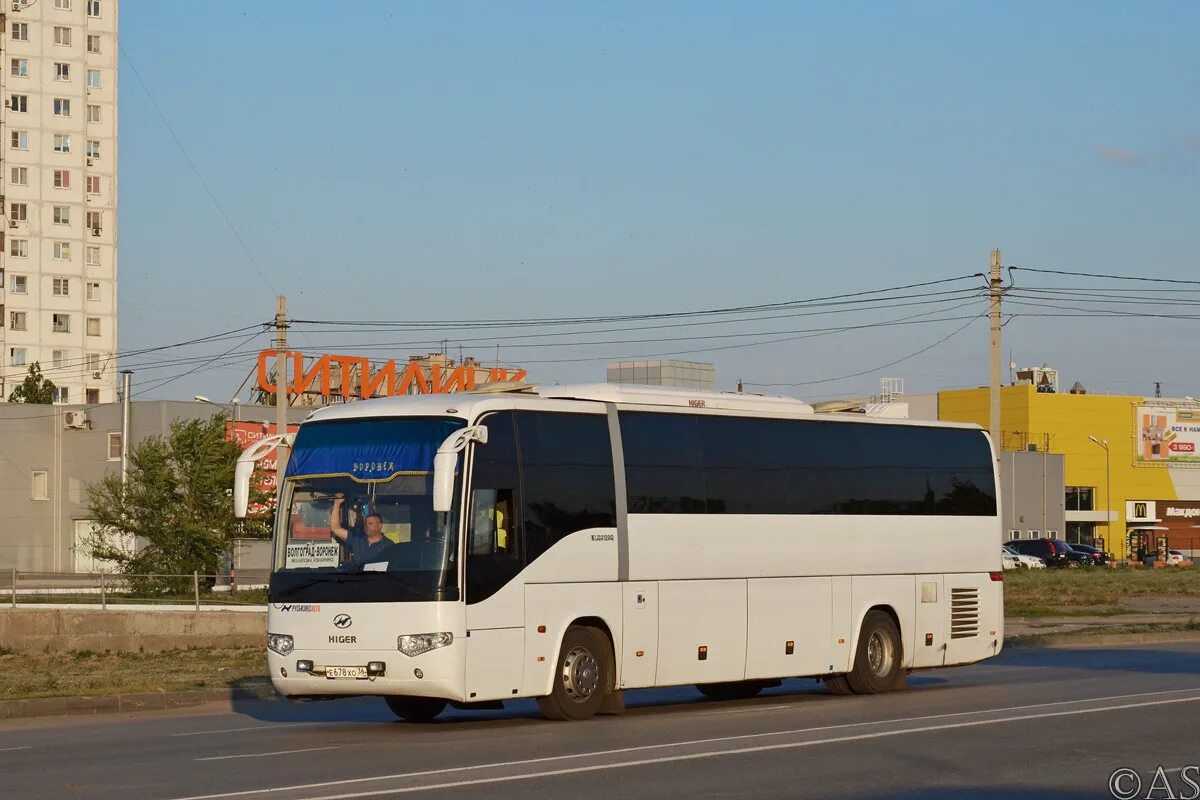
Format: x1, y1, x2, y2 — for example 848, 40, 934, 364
1088, 436, 1111, 553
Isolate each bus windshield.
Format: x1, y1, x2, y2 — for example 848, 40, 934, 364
271, 417, 464, 603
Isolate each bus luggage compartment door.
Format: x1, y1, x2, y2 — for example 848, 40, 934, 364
656, 579, 747, 687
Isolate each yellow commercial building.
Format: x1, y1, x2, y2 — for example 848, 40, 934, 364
938, 384, 1200, 561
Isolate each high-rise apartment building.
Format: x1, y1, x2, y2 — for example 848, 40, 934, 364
0, 0, 117, 405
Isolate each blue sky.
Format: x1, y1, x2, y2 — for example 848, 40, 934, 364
119, 1, 1200, 401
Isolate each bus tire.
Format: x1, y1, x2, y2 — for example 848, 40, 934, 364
823, 675, 855, 695
537, 626, 611, 721
384, 695, 447, 722
696, 681, 770, 701
845, 610, 903, 695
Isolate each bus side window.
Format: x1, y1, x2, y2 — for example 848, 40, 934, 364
466, 411, 523, 605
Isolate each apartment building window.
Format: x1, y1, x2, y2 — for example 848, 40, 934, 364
10, 274, 27, 294
86, 175, 100, 195
54, 169, 71, 189
53, 206, 71, 225
11, 23, 29, 42
86, 317, 100, 336
32, 470, 48, 501
86, 388, 99, 405
53, 241, 71, 260
87, 104, 100, 123
87, 33, 101, 54
53, 98, 71, 117
52, 314, 70, 333
9, 348, 26, 367
55, 62, 70, 81
86, 70, 101, 89
51, 349, 66, 368
87, 211, 101, 232
55, 0, 72, 10
86, 352, 101, 372
52, 277, 70, 296
10, 166, 28, 186
9, 94, 27, 113
10, 239, 28, 258
107, 432, 121, 461
86, 281, 100, 301
87, 140, 100, 159
54, 134, 71, 153
88, 0, 100, 16
11, 58, 28, 78
10, 202, 28, 221
54, 27, 72, 47
10, 311, 27, 330
86, 245, 100, 266
11, 130, 28, 150
52, 387, 69, 404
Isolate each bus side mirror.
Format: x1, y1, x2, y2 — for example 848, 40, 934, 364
433, 425, 488, 513
233, 433, 294, 519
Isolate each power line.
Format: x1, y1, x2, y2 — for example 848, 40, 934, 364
743, 315, 984, 388
133, 330, 268, 398
1009, 266, 1200, 286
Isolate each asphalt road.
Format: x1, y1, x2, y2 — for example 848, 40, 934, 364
5, 642, 1200, 800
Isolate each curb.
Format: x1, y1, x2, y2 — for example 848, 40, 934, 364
1005, 630, 1200, 649
0, 685, 277, 721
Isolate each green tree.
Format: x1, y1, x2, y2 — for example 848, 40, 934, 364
82, 415, 271, 594
8, 362, 56, 404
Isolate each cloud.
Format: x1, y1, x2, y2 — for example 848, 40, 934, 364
1094, 145, 1142, 164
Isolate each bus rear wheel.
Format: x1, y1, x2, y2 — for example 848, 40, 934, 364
845, 610, 904, 695
537, 626, 612, 721
384, 695, 447, 722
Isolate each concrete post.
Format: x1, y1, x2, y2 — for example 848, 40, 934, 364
193, 571, 200, 611
10, 568, 15, 608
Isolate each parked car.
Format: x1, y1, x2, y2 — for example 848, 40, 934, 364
1001, 548, 1020, 570
1004, 538, 1073, 568
1144, 550, 1187, 566
1068, 543, 1110, 566
1002, 545, 1046, 569
1061, 542, 1094, 568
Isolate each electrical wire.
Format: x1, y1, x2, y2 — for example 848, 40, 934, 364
1009, 266, 1200, 286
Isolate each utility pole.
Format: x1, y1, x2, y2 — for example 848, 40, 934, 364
274, 295, 290, 477
120, 370, 132, 486
988, 249, 1003, 458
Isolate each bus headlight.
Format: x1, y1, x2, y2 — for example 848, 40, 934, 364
267, 633, 295, 656
398, 632, 453, 657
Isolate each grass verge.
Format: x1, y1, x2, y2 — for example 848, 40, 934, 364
1004, 566, 1200, 616
0, 646, 270, 700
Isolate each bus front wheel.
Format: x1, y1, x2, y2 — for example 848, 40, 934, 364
845, 610, 904, 694
537, 625, 612, 721
384, 695, 447, 722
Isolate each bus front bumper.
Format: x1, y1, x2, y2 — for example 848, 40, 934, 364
267, 643, 465, 701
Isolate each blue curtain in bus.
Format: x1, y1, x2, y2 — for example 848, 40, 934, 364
285, 418, 464, 482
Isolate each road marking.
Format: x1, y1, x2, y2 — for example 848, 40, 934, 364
168, 686, 1200, 800
195, 746, 341, 763
694, 704, 792, 717
286, 695, 1200, 799
175, 723, 319, 737
0, 746, 32, 752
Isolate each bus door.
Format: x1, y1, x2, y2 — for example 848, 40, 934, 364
463, 414, 526, 701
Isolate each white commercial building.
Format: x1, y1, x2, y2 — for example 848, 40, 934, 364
0, 0, 117, 404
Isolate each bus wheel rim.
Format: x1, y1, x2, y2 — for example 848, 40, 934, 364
562, 646, 599, 701
867, 630, 893, 677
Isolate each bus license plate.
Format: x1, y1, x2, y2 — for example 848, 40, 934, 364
325, 666, 367, 679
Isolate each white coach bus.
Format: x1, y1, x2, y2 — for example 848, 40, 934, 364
234, 383, 1003, 722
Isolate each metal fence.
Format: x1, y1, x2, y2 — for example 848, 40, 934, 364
0, 569, 269, 610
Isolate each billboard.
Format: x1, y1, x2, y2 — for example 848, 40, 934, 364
1137, 406, 1200, 464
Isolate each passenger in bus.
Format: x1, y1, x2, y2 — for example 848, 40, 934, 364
329, 493, 393, 564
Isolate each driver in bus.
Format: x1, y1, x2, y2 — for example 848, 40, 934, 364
329, 493, 393, 564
